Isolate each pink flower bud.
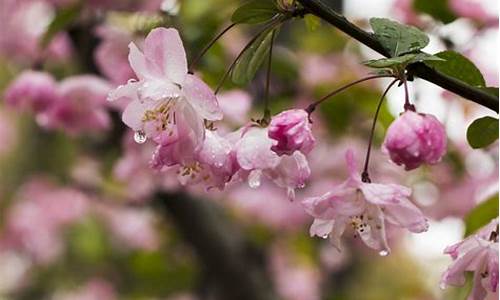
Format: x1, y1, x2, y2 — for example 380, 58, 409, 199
383, 110, 447, 170
268, 109, 315, 156
4, 71, 58, 113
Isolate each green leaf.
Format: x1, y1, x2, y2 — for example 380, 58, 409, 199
304, 14, 321, 32
41, 2, 82, 48
466, 116, 499, 149
413, 0, 457, 24
464, 194, 499, 236
231, 0, 279, 24
424, 50, 486, 87
231, 27, 278, 85
369, 18, 429, 57
363, 53, 444, 69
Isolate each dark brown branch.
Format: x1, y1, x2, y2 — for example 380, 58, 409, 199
155, 192, 277, 300
296, 0, 499, 112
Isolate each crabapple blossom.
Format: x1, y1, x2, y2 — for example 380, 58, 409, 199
107, 27, 222, 149
4, 71, 59, 114
268, 109, 315, 156
302, 150, 428, 254
441, 218, 499, 300
233, 126, 311, 200
43, 75, 113, 134
383, 110, 447, 170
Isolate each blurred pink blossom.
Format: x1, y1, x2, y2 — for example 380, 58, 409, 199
2, 179, 89, 264
216, 90, 252, 126
43, 75, 112, 135
441, 218, 499, 300
383, 110, 447, 170
96, 204, 159, 251
53, 278, 117, 300
449, 0, 498, 26
0, 0, 72, 63
4, 71, 59, 114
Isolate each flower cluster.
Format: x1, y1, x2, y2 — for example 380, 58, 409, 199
107, 27, 312, 198
5, 71, 112, 135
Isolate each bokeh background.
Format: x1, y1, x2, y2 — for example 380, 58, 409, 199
0, 0, 498, 299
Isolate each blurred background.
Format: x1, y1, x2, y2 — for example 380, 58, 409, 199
0, 0, 498, 299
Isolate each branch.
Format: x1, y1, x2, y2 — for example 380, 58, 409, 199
154, 192, 277, 300
297, 0, 499, 113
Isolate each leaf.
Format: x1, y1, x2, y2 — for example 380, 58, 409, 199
369, 18, 429, 57
231, 27, 277, 85
304, 14, 321, 32
464, 194, 499, 236
413, 0, 457, 24
424, 50, 486, 87
41, 2, 82, 48
231, 0, 279, 24
363, 53, 444, 68
466, 116, 499, 149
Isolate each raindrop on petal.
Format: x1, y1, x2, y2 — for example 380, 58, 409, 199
378, 250, 389, 257
134, 130, 147, 144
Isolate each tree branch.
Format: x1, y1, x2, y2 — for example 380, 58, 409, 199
297, 0, 499, 112
155, 192, 277, 300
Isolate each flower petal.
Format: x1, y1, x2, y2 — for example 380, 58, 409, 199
183, 74, 223, 121
122, 100, 150, 130
143, 27, 187, 84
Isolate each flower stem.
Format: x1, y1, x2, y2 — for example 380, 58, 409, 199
402, 74, 415, 111
361, 78, 399, 183
263, 29, 276, 123
305, 74, 395, 115
188, 23, 238, 74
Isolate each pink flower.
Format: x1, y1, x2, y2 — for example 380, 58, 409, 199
43, 76, 112, 135
234, 126, 311, 199
4, 71, 58, 113
302, 150, 428, 254
53, 278, 117, 300
176, 129, 238, 189
449, 0, 498, 26
383, 110, 447, 170
108, 27, 222, 149
268, 109, 315, 156
441, 218, 499, 300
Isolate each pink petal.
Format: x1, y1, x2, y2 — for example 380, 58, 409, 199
235, 127, 280, 170
137, 80, 181, 102
309, 219, 334, 238
107, 80, 140, 102
344, 149, 361, 181
143, 27, 187, 84
360, 183, 411, 205
122, 100, 151, 131
128, 42, 154, 80
183, 74, 223, 121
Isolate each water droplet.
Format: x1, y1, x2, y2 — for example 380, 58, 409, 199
134, 130, 147, 144
378, 250, 389, 257
321, 234, 328, 239
439, 282, 446, 290
297, 183, 306, 189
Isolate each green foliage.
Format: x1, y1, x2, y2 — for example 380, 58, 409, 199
231, 27, 279, 85
41, 2, 82, 48
424, 51, 486, 87
231, 0, 280, 24
464, 194, 499, 236
413, 0, 457, 24
363, 53, 444, 69
466, 116, 499, 149
304, 14, 321, 31
369, 18, 429, 57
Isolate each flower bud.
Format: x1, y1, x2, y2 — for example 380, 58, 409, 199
268, 109, 315, 156
383, 110, 447, 170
